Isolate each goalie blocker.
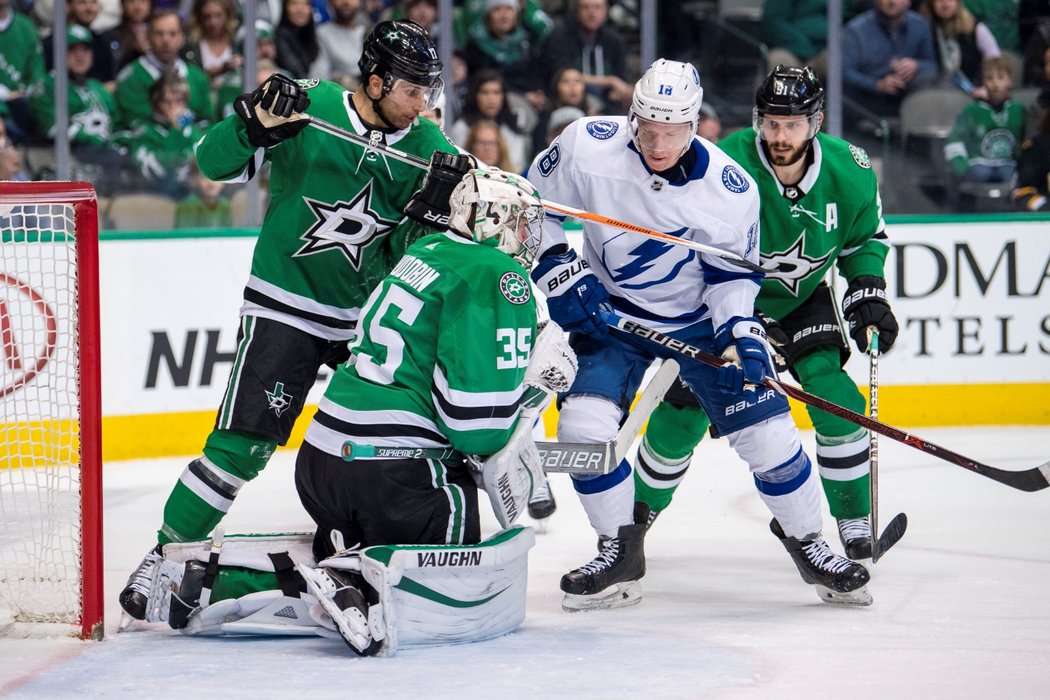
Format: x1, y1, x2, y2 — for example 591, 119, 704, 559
132, 528, 535, 656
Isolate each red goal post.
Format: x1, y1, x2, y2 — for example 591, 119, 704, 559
0, 182, 103, 640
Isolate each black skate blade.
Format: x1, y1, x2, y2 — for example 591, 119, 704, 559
871, 512, 908, 564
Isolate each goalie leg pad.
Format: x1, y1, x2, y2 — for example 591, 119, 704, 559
183, 589, 322, 636
358, 526, 536, 656
158, 533, 318, 633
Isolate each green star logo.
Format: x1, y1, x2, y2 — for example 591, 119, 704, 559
499, 272, 531, 305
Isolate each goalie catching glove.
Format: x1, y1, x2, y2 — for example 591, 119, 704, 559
234, 73, 310, 148
713, 316, 777, 395
841, 275, 898, 353
404, 151, 476, 229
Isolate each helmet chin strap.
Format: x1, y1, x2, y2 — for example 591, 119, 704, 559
363, 77, 399, 130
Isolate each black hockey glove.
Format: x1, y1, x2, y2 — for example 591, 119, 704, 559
233, 73, 310, 148
841, 275, 898, 353
756, 310, 790, 371
404, 151, 476, 229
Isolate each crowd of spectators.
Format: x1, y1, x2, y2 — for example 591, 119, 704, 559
1, 0, 1049, 220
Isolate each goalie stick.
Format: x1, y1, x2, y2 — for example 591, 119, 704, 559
304, 115, 767, 274
866, 328, 907, 563
341, 358, 680, 475
602, 310, 1050, 493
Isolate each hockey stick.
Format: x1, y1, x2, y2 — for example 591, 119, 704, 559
305, 116, 767, 274
341, 358, 680, 475
602, 310, 1050, 492
866, 328, 907, 563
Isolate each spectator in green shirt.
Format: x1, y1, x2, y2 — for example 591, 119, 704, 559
0, 0, 46, 143
175, 164, 233, 228
28, 24, 124, 193
125, 71, 205, 199
114, 9, 214, 130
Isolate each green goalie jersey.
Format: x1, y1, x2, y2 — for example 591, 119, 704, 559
304, 232, 538, 457
195, 79, 457, 341
718, 129, 890, 320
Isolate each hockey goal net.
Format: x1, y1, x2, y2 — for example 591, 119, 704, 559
0, 182, 103, 640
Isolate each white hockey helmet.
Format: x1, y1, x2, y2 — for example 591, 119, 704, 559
631, 59, 703, 131
448, 169, 545, 267
629, 59, 703, 161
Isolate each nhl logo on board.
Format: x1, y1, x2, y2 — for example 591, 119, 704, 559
585, 120, 619, 140
499, 272, 531, 304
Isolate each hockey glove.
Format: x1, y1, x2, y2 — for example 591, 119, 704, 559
531, 246, 611, 339
713, 316, 776, 395
233, 73, 310, 148
841, 275, 898, 353
404, 151, 476, 229
756, 310, 790, 372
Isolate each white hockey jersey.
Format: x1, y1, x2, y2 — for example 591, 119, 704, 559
527, 116, 762, 333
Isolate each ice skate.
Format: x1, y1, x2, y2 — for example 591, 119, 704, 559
527, 476, 557, 522
298, 565, 381, 656
770, 518, 872, 606
837, 517, 873, 560
561, 522, 646, 612
118, 545, 184, 629
637, 501, 661, 532
168, 560, 207, 630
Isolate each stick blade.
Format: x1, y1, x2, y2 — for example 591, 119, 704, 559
871, 512, 908, 564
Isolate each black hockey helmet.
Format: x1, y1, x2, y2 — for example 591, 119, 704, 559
755, 65, 825, 118
358, 20, 443, 92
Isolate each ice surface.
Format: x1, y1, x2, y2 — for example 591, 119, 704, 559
2, 426, 1048, 699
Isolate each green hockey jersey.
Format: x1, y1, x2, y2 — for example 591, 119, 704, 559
0, 12, 44, 120
125, 117, 205, 196
195, 79, 458, 340
305, 232, 538, 457
944, 99, 1027, 174
27, 72, 116, 146
718, 129, 889, 319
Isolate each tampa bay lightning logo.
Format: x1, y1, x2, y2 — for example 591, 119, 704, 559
722, 165, 749, 193
586, 120, 619, 140
537, 144, 560, 176
604, 230, 695, 289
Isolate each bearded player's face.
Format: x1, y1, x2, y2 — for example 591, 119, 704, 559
758, 114, 815, 167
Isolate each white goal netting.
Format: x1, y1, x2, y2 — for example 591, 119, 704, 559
1, 190, 101, 639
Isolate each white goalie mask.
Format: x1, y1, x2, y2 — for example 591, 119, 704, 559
448, 169, 545, 267
629, 59, 703, 159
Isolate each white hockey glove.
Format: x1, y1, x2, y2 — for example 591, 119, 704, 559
521, 320, 578, 408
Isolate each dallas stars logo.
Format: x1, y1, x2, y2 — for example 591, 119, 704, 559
265, 381, 294, 417
295, 182, 397, 270
499, 271, 530, 304
761, 233, 832, 296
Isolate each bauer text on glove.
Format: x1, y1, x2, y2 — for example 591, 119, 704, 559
841, 275, 898, 353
